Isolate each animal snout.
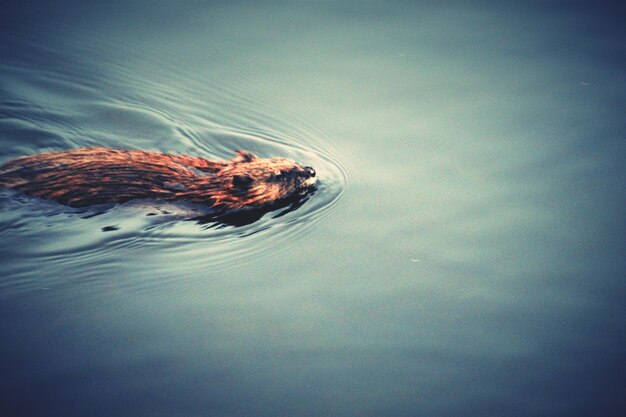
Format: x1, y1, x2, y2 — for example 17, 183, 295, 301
304, 166, 316, 178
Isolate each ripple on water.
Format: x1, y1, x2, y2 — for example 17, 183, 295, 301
0, 40, 347, 296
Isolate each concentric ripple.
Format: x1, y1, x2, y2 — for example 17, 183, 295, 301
0, 31, 347, 295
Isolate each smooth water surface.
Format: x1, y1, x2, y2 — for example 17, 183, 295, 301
1, 2, 625, 416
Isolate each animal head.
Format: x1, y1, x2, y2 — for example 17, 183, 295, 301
211, 150, 316, 210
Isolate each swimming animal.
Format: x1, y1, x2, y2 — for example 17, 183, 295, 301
0, 147, 316, 215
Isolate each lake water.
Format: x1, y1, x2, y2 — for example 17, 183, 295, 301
1, 2, 625, 416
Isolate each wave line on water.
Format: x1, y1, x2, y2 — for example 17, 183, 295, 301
0, 23, 348, 289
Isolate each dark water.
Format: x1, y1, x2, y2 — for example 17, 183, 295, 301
1, 2, 625, 416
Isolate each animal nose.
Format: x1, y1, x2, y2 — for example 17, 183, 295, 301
304, 166, 316, 177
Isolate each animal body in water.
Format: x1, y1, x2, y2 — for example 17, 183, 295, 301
0, 147, 317, 217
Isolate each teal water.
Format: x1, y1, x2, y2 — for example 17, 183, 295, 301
1, 2, 625, 416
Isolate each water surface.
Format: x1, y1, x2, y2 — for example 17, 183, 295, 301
1, 1, 625, 416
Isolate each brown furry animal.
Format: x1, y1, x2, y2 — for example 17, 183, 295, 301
0, 147, 316, 212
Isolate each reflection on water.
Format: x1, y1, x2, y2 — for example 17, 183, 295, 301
1, 1, 625, 416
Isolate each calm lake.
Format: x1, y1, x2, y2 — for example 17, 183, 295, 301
1, 1, 625, 416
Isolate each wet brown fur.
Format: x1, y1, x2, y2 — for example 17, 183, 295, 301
0, 147, 316, 211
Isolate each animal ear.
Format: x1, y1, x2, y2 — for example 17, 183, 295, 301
234, 150, 257, 163
233, 174, 253, 189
